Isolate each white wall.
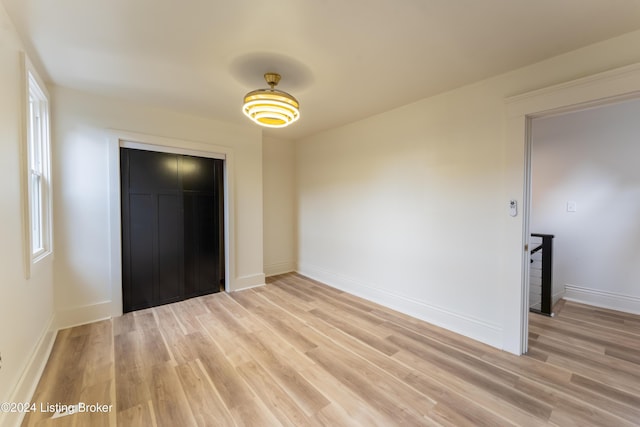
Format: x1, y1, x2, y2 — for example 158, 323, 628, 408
531, 99, 640, 313
296, 29, 640, 351
263, 136, 296, 276
52, 87, 265, 327
0, 4, 56, 425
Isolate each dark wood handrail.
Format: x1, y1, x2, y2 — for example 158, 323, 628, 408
530, 233, 555, 316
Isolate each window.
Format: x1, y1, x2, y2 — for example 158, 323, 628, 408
25, 63, 52, 267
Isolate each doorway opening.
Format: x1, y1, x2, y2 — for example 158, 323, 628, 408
120, 148, 225, 312
107, 134, 233, 319
527, 97, 640, 341
512, 63, 640, 354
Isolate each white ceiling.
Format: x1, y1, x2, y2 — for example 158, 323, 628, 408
4, 0, 640, 140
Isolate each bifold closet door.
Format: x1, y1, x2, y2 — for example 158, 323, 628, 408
121, 148, 224, 312
182, 154, 225, 298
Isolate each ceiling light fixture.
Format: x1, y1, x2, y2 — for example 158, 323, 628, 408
242, 73, 300, 128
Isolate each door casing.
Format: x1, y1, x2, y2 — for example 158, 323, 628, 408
505, 63, 640, 355
108, 132, 235, 319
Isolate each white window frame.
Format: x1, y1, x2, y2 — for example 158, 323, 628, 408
22, 55, 52, 278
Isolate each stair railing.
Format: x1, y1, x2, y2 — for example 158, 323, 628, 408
529, 233, 554, 316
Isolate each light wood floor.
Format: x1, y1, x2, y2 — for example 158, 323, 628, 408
23, 273, 640, 426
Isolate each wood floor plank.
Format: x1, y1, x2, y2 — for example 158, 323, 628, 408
23, 322, 115, 427
23, 274, 640, 427
395, 350, 549, 427
237, 332, 330, 417
258, 282, 318, 315
174, 360, 235, 427
515, 374, 640, 426
528, 339, 640, 394
300, 364, 398, 427
604, 346, 640, 366
305, 344, 435, 426
231, 290, 319, 352
189, 326, 256, 409
285, 275, 386, 324
236, 360, 314, 426
388, 333, 553, 422
309, 308, 399, 355
116, 401, 156, 427
370, 307, 492, 359
114, 364, 152, 412
190, 333, 276, 427
569, 373, 640, 411
406, 373, 519, 427
383, 320, 520, 386
296, 314, 440, 424
560, 302, 640, 331
229, 292, 321, 371
269, 277, 317, 302
530, 314, 640, 350
112, 312, 136, 336
528, 324, 607, 355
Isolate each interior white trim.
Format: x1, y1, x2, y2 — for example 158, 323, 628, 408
564, 285, 640, 315
519, 116, 533, 352
552, 290, 566, 307
108, 130, 236, 319
0, 315, 56, 427
119, 140, 226, 160
233, 273, 266, 290
55, 301, 113, 330
506, 62, 640, 118
504, 61, 640, 355
264, 261, 296, 277
19, 53, 54, 280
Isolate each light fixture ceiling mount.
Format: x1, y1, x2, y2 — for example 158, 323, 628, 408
243, 73, 300, 128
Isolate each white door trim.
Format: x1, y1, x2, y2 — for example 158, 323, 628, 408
107, 130, 236, 318
505, 62, 640, 355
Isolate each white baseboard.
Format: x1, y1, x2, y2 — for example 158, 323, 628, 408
55, 274, 269, 327
55, 301, 113, 330
264, 261, 296, 277
231, 282, 266, 292
552, 289, 566, 307
232, 273, 266, 291
564, 284, 640, 315
297, 263, 503, 350
0, 315, 57, 427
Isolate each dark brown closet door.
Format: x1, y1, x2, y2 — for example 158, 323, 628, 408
121, 148, 224, 312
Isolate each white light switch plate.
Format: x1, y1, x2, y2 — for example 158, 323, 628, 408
567, 201, 577, 212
